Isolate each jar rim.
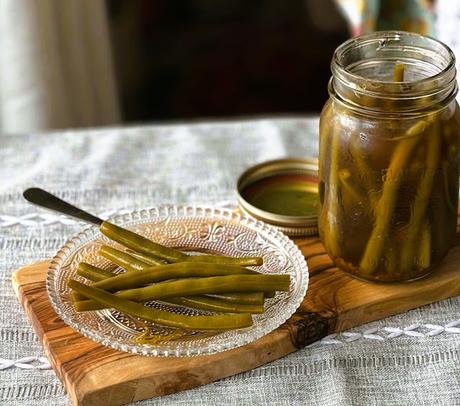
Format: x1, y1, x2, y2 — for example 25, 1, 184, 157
332, 30, 456, 88
330, 31, 458, 114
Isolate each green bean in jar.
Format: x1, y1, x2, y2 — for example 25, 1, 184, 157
319, 31, 460, 282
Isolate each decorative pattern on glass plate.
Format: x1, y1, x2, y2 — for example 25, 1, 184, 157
47, 206, 309, 357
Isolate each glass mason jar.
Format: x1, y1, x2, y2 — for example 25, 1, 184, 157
319, 31, 460, 282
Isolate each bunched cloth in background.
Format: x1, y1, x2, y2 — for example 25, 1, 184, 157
0, 0, 120, 134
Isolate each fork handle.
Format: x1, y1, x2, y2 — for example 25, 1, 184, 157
23, 188, 103, 226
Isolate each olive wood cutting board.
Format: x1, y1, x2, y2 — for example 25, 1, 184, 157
12, 221, 460, 406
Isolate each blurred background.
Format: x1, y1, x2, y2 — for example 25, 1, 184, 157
108, 0, 348, 123
0, 0, 456, 134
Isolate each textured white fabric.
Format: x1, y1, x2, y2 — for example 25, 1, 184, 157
0, 118, 459, 405
0, 0, 120, 134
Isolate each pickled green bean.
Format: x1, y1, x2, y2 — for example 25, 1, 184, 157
127, 250, 166, 265
72, 263, 115, 301
417, 221, 431, 270
348, 132, 380, 208
128, 249, 262, 267
68, 280, 253, 330
162, 296, 264, 314
77, 262, 114, 281
322, 120, 341, 258
206, 292, 265, 305
360, 119, 433, 274
90, 262, 257, 292
338, 168, 365, 202
393, 63, 405, 82
73, 279, 264, 314
100, 221, 187, 262
184, 256, 263, 266
399, 117, 440, 272
99, 245, 154, 272
74, 274, 290, 311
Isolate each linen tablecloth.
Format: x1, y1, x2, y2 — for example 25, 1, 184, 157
1, 117, 459, 405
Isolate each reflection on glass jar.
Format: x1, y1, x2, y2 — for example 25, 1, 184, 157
319, 31, 460, 282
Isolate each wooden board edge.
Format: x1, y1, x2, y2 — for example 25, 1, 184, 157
76, 328, 297, 405
12, 260, 50, 298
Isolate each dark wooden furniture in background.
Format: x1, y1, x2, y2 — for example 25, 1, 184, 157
108, 0, 348, 122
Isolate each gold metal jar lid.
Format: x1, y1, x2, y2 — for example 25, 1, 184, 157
237, 158, 319, 237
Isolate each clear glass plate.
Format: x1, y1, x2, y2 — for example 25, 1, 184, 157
47, 205, 309, 357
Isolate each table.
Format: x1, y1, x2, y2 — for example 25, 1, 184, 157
1, 118, 459, 405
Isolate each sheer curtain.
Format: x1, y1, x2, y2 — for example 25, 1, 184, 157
0, 0, 120, 134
